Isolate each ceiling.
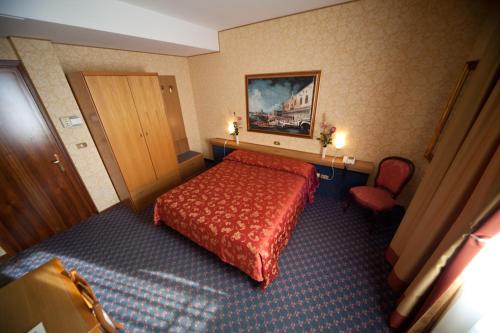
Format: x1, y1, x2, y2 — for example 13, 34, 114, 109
0, 0, 352, 56
120, 0, 352, 31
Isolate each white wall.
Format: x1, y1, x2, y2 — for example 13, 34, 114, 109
0, 0, 219, 55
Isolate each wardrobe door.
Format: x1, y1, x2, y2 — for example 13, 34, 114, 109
127, 75, 180, 183
84, 75, 157, 196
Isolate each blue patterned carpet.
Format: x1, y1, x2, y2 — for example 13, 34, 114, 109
0, 195, 397, 332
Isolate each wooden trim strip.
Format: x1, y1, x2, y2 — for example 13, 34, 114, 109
81, 71, 158, 76
424, 60, 479, 161
209, 138, 374, 174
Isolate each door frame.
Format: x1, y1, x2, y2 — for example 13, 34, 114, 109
0, 60, 97, 256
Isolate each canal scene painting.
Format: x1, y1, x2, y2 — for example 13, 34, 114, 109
245, 71, 321, 138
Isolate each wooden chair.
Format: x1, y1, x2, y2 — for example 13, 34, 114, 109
344, 156, 415, 227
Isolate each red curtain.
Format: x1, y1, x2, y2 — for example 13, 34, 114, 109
408, 208, 500, 330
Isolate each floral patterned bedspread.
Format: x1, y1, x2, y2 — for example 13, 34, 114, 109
154, 150, 319, 287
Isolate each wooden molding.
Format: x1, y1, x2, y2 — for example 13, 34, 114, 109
81, 71, 158, 76
159, 75, 190, 154
424, 60, 479, 161
209, 138, 374, 174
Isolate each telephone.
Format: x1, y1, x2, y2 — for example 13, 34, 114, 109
342, 156, 356, 165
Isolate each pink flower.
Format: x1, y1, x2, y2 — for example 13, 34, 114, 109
330, 126, 336, 133
237, 116, 242, 121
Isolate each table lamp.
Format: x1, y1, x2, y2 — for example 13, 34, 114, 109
334, 132, 346, 150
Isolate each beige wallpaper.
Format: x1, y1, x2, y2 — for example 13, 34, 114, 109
9, 37, 120, 211
0, 38, 17, 60
1, 38, 203, 212
54, 44, 202, 152
188, 0, 491, 205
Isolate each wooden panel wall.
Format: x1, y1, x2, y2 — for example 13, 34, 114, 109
159, 76, 190, 155
68, 71, 182, 210
127, 76, 179, 179
66, 72, 129, 201
84, 75, 157, 194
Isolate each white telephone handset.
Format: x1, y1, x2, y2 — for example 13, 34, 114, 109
342, 156, 356, 165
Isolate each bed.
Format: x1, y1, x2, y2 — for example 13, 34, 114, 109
154, 150, 319, 287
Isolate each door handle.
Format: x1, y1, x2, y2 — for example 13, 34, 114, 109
52, 153, 65, 172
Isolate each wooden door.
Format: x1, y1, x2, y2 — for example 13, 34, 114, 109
158, 76, 189, 155
127, 75, 180, 183
84, 75, 157, 198
0, 61, 96, 256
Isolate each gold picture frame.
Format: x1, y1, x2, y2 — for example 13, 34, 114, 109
245, 71, 321, 138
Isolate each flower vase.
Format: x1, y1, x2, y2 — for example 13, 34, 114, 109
236, 135, 240, 145
321, 146, 327, 159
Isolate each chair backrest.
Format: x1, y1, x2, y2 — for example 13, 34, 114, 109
375, 156, 415, 197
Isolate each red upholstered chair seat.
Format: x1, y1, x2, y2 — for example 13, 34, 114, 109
345, 156, 414, 216
349, 186, 396, 212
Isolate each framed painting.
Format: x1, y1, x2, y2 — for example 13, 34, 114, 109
245, 71, 321, 138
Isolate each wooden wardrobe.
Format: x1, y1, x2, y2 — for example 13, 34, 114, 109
68, 72, 180, 210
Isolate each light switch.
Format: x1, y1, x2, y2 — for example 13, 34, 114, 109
60, 115, 83, 128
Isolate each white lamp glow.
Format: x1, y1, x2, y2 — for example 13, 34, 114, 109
227, 122, 235, 134
462, 234, 500, 316
432, 234, 500, 333
334, 132, 346, 149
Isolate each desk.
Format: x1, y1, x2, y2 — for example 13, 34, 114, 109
209, 138, 374, 199
0, 258, 100, 333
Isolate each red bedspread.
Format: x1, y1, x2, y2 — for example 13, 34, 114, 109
154, 150, 318, 287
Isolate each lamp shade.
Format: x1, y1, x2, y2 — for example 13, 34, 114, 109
228, 122, 235, 134
334, 132, 346, 149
